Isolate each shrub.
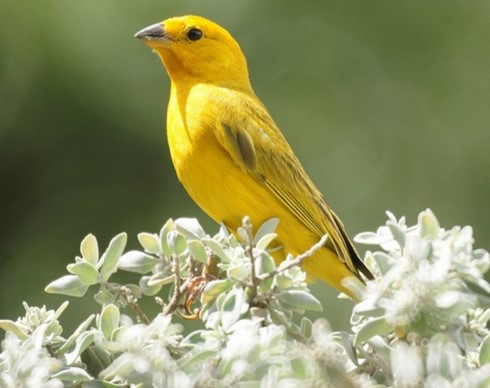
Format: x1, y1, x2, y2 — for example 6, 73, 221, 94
1, 209, 489, 387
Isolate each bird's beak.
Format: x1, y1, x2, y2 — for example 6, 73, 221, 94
134, 22, 169, 47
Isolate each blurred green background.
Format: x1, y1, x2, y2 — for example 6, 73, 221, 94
1, 1, 489, 332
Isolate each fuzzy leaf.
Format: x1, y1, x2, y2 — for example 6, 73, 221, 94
480, 335, 490, 365
139, 275, 163, 296
67, 262, 99, 285
80, 234, 99, 266
52, 367, 91, 382
388, 224, 405, 249
99, 304, 120, 341
419, 209, 439, 239
203, 238, 229, 261
137, 233, 161, 254
255, 233, 278, 251
300, 317, 313, 339
0, 320, 29, 340
45, 275, 89, 297
221, 289, 249, 330
57, 314, 96, 356
278, 290, 323, 312
201, 279, 233, 304
167, 231, 187, 256
159, 218, 174, 257
174, 217, 206, 239
64, 331, 95, 365
255, 252, 276, 276
253, 218, 279, 244
354, 317, 392, 346
354, 231, 382, 245
188, 240, 208, 264
99, 233, 127, 281
117, 250, 159, 274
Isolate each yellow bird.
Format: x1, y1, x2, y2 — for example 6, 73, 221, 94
135, 15, 373, 298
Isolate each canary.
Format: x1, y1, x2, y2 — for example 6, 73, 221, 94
135, 15, 373, 298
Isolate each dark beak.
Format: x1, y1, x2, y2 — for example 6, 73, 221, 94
134, 22, 167, 41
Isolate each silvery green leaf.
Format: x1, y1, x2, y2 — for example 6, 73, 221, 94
479, 335, 490, 365
174, 217, 206, 239
255, 252, 276, 276
80, 234, 99, 266
255, 232, 278, 251
419, 209, 439, 239
385, 210, 397, 223
167, 230, 187, 256
85, 344, 113, 373
117, 250, 158, 274
273, 273, 293, 289
159, 218, 174, 257
99, 233, 127, 281
227, 264, 249, 281
0, 320, 29, 340
290, 358, 308, 378
188, 240, 208, 264
299, 317, 313, 339
473, 249, 490, 273
253, 218, 279, 244
201, 279, 233, 304
137, 232, 161, 254
278, 290, 322, 312
45, 275, 89, 297
202, 238, 229, 261
52, 367, 91, 382
227, 234, 241, 248
268, 307, 292, 326
67, 262, 99, 285
99, 304, 120, 341
388, 223, 405, 248
179, 350, 216, 373
237, 226, 249, 242
56, 314, 95, 356
94, 289, 116, 306
139, 275, 163, 296
352, 299, 384, 317
354, 231, 382, 245
53, 300, 70, 320
340, 331, 358, 365
467, 278, 490, 296
367, 335, 392, 364
477, 309, 490, 325
371, 251, 392, 276
147, 273, 174, 287
221, 288, 249, 330
64, 330, 95, 365
354, 317, 392, 346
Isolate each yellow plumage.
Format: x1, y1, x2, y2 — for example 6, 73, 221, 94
135, 15, 373, 299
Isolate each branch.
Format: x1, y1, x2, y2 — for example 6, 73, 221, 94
257, 234, 328, 281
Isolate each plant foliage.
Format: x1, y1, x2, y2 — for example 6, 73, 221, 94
1, 210, 489, 387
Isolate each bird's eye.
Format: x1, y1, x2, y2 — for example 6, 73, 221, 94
187, 28, 203, 41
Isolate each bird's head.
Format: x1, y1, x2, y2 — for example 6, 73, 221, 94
135, 15, 252, 91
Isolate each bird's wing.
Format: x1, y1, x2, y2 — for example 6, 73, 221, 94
214, 93, 368, 278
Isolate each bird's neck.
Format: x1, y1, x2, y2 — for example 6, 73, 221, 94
157, 50, 254, 94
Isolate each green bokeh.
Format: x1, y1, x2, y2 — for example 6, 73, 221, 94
1, 1, 489, 332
